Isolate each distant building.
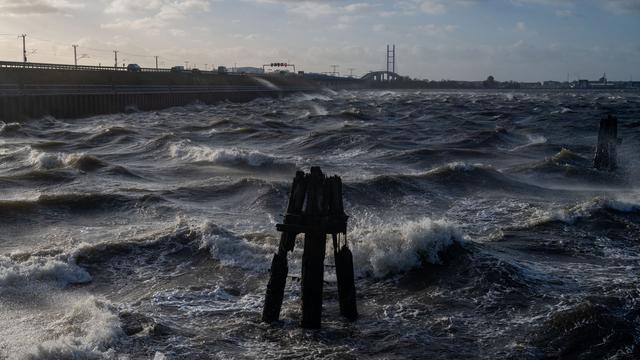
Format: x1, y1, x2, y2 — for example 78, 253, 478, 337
576, 79, 590, 89
591, 73, 616, 88
521, 82, 542, 89
543, 81, 567, 89
598, 73, 608, 84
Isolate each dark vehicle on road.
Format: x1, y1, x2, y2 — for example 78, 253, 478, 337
126, 64, 141, 72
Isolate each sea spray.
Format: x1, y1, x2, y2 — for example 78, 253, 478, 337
24, 297, 122, 360
199, 222, 273, 272
349, 217, 464, 277
252, 77, 281, 91
0, 254, 91, 288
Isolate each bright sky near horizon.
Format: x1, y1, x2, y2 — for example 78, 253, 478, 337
0, 0, 638, 81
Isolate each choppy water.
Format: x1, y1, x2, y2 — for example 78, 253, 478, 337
1, 90, 639, 359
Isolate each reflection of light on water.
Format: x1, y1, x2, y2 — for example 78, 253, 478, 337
253, 77, 281, 90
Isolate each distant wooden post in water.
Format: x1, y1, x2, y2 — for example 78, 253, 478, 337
262, 167, 357, 329
593, 114, 619, 171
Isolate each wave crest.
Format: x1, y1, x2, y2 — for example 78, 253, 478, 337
24, 297, 122, 360
526, 195, 640, 227
169, 140, 296, 169
0, 254, 91, 288
350, 217, 464, 277
28, 150, 107, 171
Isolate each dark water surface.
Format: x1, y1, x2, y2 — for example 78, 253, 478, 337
1, 90, 639, 359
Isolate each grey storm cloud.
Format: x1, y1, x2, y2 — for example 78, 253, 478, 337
0, 0, 83, 15
255, 0, 640, 14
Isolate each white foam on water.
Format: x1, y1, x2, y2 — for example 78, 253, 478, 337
0, 122, 21, 134
0, 254, 92, 288
0, 296, 123, 360
551, 107, 574, 114
152, 286, 263, 315
511, 134, 548, 151
291, 93, 332, 102
169, 140, 292, 168
28, 150, 66, 170
526, 195, 640, 226
0, 253, 122, 359
349, 217, 465, 278
311, 103, 329, 116
199, 222, 272, 272
323, 88, 338, 95
26, 149, 98, 171
424, 161, 494, 175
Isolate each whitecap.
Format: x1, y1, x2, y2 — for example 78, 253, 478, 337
199, 222, 272, 272
526, 195, 640, 226
349, 217, 464, 278
169, 140, 294, 168
0, 254, 91, 288
17, 297, 122, 360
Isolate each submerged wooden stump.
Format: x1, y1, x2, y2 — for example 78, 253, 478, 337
593, 114, 618, 171
262, 167, 357, 329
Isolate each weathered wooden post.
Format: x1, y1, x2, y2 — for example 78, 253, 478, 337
593, 114, 618, 171
262, 167, 357, 329
328, 176, 358, 322
300, 167, 327, 329
262, 171, 307, 323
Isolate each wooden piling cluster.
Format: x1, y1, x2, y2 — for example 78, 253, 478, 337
262, 167, 357, 329
593, 114, 619, 171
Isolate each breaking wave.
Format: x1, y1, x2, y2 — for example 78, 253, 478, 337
0, 253, 91, 288
14, 297, 122, 360
527, 196, 640, 227
27, 149, 108, 171
169, 140, 297, 169
350, 217, 465, 277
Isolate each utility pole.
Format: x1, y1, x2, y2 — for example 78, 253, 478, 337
155, 56, 159, 70
19, 34, 27, 63
348, 68, 355, 78
113, 50, 119, 68
331, 65, 339, 76
72, 45, 79, 67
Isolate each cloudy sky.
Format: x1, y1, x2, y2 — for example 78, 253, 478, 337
0, 0, 638, 81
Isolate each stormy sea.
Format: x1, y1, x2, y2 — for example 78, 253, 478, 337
0, 90, 638, 359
